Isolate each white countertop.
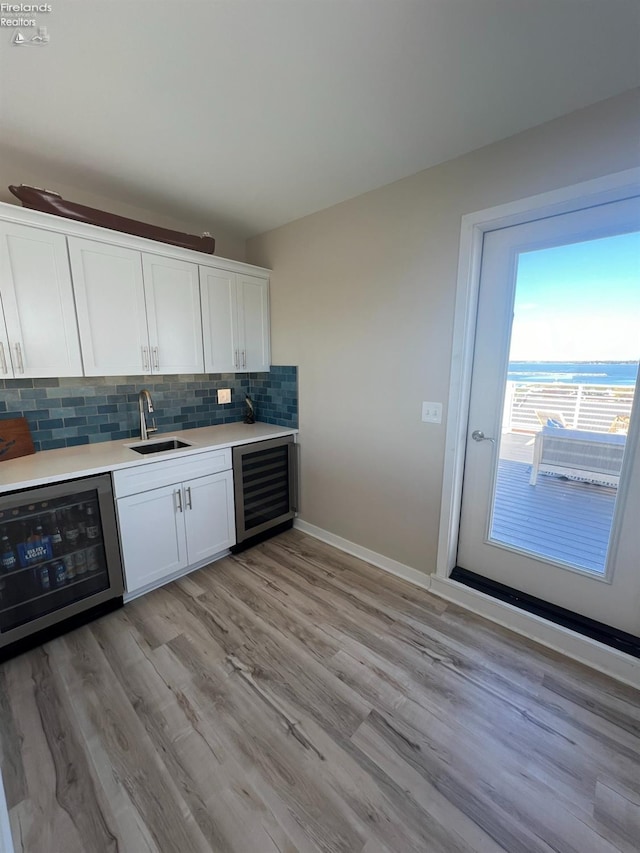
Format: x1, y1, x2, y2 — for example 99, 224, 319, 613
0, 422, 297, 494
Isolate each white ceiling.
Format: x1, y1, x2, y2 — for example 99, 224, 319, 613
1, 1, 638, 239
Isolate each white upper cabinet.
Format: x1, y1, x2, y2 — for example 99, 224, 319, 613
237, 273, 270, 372
0, 203, 271, 378
200, 265, 270, 373
0, 222, 83, 378
69, 237, 203, 376
199, 266, 238, 373
141, 254, 204, 374
68, 238, 149, 376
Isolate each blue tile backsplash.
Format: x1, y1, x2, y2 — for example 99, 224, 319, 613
0, 366, 297, 452
250, 366, 298, 428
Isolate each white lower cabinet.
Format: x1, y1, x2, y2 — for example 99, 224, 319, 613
117, 483, 189, 591
113, 450, 236, 596
183, 471, 235, 564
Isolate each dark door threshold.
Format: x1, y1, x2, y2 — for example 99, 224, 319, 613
450, 566, 640, 660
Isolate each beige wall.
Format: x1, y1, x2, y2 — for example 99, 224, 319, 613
246, 88, 640, 575
0, 145, 247, 262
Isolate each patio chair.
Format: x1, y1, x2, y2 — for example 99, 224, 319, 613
535, 409, 567, 429
608, 414, 630, 434
529, 426, 625, 487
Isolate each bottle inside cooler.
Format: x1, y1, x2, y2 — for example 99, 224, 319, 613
0, 490, 110, 634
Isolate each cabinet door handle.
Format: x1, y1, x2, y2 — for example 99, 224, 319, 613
234, 349, 238, 369
13, 343, 24, 373
153, 347, 159, 371
242, 350, 246, 368
185, 486, 192, 510
175, 489, 183, 513
0, 343, 7, 375
142, 346, 150, 372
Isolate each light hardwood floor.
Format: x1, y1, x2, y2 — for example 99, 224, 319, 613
0, 530, 638, 852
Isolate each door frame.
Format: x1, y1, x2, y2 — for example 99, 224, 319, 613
431, 167, 640, 685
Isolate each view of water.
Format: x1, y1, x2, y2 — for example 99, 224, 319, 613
507, 361, 639, 386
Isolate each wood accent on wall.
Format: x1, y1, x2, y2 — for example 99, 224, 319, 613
0, 530, 638, 852
0, 418, 35, 463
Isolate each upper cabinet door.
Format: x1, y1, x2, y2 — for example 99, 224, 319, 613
237, 274, 270, 372
200, 266, 238, 373
142, 254, 203, 375
68, 237, 150, 376
0, 303, 13, 379
0, 223, 83, 377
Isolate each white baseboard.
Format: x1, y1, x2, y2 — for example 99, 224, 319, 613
429, 576, 640, 689
293, 519, 432, 591
293, 519, 640, 689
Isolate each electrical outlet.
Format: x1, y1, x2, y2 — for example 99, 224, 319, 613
421, 401, 442, 424
217, 388, 231, 404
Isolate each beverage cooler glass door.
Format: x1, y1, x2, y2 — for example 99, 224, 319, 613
0, 474, 123, 646
233, 436, 297, 543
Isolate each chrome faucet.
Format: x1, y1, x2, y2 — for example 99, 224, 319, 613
138, 389, 158, 441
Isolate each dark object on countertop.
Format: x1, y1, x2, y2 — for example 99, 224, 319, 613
8, 185, 216, 254
0, 417, 35, 462
244, 395, 256, 424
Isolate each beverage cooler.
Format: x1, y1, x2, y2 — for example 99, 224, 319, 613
231, 435, 297, 551
0, 474, 123, 660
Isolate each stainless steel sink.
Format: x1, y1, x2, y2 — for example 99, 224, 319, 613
128, 438, 192, 455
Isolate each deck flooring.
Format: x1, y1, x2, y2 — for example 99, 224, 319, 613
492, 433, 617, 573
1, 530, 639, 852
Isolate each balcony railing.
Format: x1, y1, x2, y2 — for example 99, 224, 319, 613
502, 382, 634, 434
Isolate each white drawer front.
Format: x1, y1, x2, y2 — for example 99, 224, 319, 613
113, 448, 232, 497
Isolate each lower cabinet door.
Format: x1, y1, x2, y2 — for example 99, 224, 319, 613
117, 484, 188, 594
184, 470, 236, 564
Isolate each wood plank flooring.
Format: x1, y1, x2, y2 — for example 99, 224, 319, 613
1, 529, 638, 852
